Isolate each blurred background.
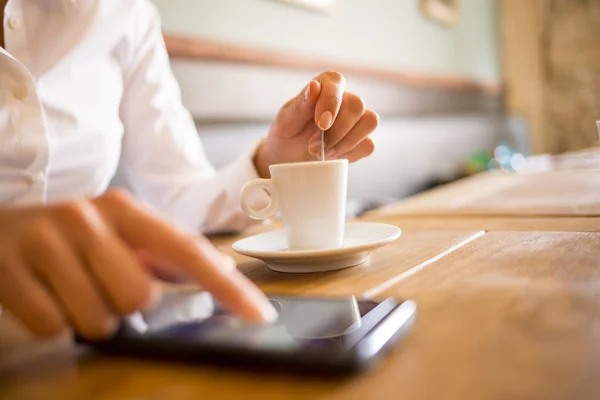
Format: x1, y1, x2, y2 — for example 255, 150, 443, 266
138, 0, 600, 216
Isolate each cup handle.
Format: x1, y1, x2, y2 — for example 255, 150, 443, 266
240, 178, 279, 220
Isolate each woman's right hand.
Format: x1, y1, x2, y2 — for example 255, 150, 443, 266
0, 189, 277, 339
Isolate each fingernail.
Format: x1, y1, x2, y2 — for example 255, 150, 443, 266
239, 278, 279, 324
308, 130, 321, 144
308, 141, 320, 155
146, 281, 163, 309
303, 84, 311, 102
220, 254, 238, 273
103, 316, 120, 336
318, 111, 333, 130
325, 148, 336, 159
258, 300, 279, 323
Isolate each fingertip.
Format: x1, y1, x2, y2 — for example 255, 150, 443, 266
308, 141, 321, 156
307, 129, 322, 144
313, 76, 343, 130
302, 80, 321, 105
219, 253, 238, 274
368, 136, 376, 150
259, 301, 279, 324
246, 288, 279, 324
226, 272, 278, 324
318, 111, 334, 130
32, 312, 68, 338
147, 280, 164, 309
309, 79, 321, 99
79, 315, 120, 341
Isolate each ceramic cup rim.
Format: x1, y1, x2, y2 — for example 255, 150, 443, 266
269, 159, 348, 172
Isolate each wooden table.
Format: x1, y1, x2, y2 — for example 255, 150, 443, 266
560, 143, 600, 159
365, 144, 600, 230
360, 214, 600, 232
371, 231, 600, 400
371, 168, 600, 218
2, 228, 600, 399
2, 146, 600, 399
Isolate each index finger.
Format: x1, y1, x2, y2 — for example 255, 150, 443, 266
95, 191, 277, 324
315, 71, 346, 131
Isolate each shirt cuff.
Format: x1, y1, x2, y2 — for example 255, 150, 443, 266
231, 138, 270, 209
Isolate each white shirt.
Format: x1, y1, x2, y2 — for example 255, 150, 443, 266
0, 0, 264, 234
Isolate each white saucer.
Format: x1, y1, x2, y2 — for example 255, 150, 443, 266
232, 222, 401, 273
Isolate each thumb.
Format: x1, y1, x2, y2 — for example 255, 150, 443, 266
273, 80, 321, 135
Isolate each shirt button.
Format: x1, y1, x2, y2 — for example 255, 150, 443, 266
13, 86, 28, 100
8, 16, 21, 30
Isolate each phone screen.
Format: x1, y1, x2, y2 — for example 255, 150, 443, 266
119, 291, 400, 353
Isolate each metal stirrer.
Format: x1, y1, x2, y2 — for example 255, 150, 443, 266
321, 130, 325, 161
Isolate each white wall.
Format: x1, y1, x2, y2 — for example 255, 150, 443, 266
152, 0, 500, 83
169, 59, 499, 121
195, 115, 506, 210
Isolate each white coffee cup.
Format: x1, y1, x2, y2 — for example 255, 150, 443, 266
240, 159, 348, 251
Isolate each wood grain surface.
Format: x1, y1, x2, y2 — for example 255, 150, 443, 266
2, 231, 599, 399
372, 168, 600, 217
561, 144, 600, 158
360, 214, 600, 232
242, 231, 482, 297
364, 231, 600, 400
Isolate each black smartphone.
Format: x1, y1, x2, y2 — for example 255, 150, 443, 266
76, 291, 417, 375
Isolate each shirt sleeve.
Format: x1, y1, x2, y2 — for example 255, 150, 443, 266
117, 2, 268, 234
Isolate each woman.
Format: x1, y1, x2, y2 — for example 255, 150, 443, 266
0, 0, 378, 339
